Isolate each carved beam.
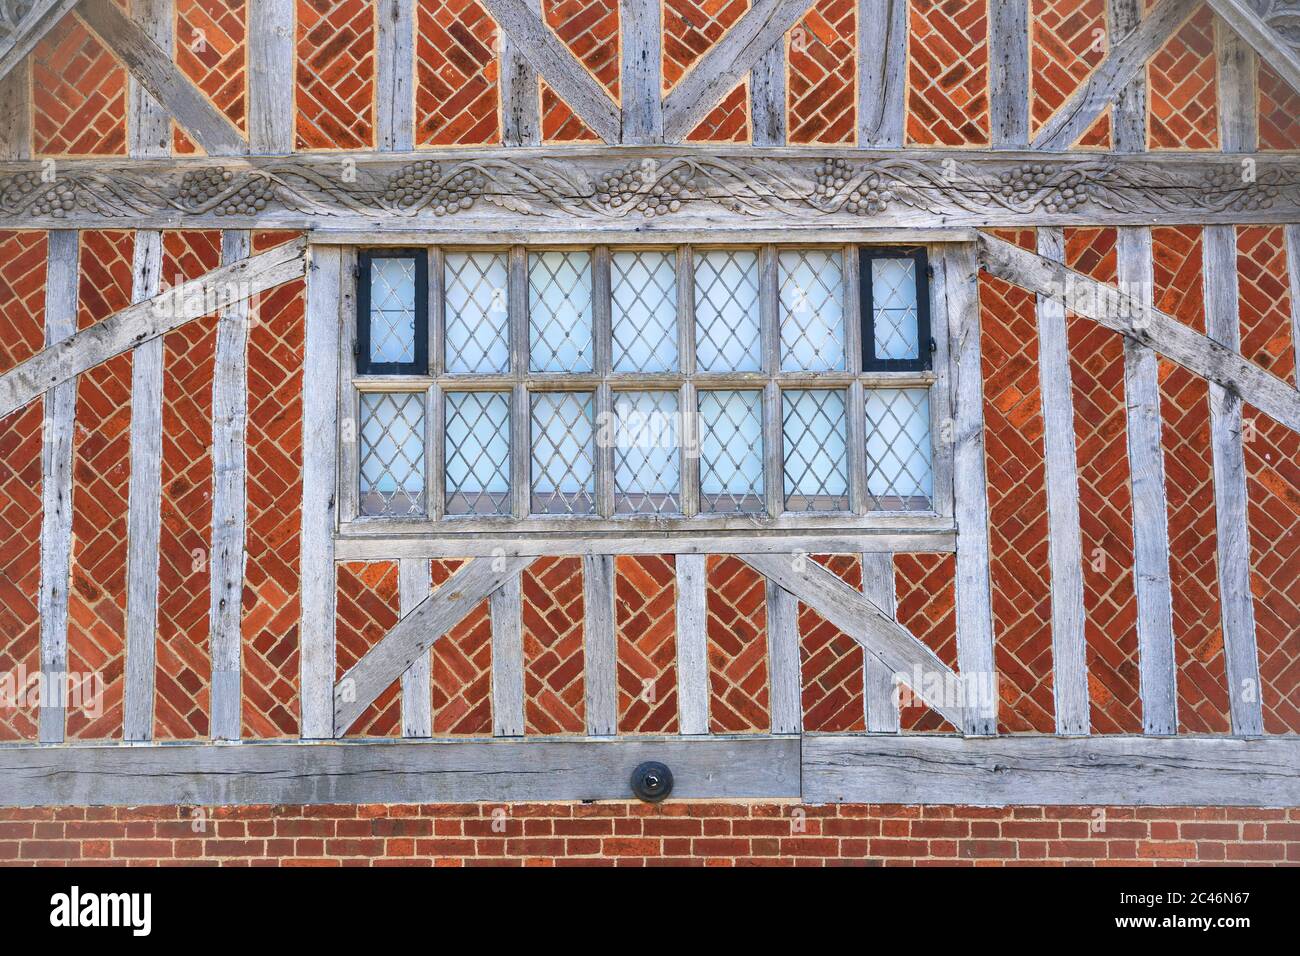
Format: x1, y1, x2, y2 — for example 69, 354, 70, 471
1205, 0, 1300, 95
0, 0, 78, 82
1, 148, 1297, 231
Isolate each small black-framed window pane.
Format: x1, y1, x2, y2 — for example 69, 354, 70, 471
357, 249, 428, 375
860, 247, 930, 372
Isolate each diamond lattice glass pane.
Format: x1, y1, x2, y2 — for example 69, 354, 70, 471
694, 250, 761, 372
865, 388, 932, 511
782, 389, 848, 512
698, 390, 764, 513
444, 252, 509, 374
369, 257, 417, 364
613, 391, 680, 514
779, 249, 845, 371
359, 391, 426, 516
612, 251, 678, 372
871, 257, 920, 361
530, 391, 595, 514
529, 251, 593, 372
444, 391, 511, 515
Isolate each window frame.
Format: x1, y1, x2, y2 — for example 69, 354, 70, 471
336, 242, 954, 539
355, 247, 430, 376
859, 245, 932, 373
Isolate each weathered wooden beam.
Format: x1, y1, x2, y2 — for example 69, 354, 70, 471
36, 230, 78, 745
248, 0, 293, 153
860, 553, 899, 732
620, 0, 662, 143
857, 0, 907, 146
376, 0, 415, 152
583, 554, 617, 736
740, 553, 966, 730
334, 557, 536, 735
674, 553, 709, 735
1108, 0, 1146, 152
490, 575, 525, 736
1204, 225, 1265, 737
76, 0, 246, 155
0, 736, 802, 806
1287, 224, 1300, 372
1119, 226, 1177, 735
765, 578, 802, 735
0, 56, 29, 159
989, 0, 1029, 147
662, 0, 816, 142
122, 229, 163, 742
1034, 228, 1089, 735
1033, 0, 1198, 151
0, 238, 306, 419
3, 149, 1298, 231
498, 0, 541, 147
803, 736, 1300, 806
0, 0, 80, 83
942, 243, 998, 736
1204, 0, 1300, 96
976, 233, 1300, 433
125, 0, 171, 158
300, 246, 342, 740
208, 230, 250, 741
750, 40, 785, 147
399, 559, 432, 737
479, 0, 620, 143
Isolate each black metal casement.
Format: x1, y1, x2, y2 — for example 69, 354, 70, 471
356, 248, 429, 375
859, 246, 932, 373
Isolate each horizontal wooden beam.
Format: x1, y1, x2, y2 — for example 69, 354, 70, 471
0, 736, 801, 806
977, 232, 1300, 433
1204, 0, 1300, 96
803, 735, 1300, 806
1, 149, 1296, 231
0, 0, 80, 82
0, 237, 307, 418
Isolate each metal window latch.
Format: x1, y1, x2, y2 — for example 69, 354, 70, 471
930, 336, 937, 354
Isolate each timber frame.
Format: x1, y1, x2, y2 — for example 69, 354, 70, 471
1, 0, 1300, 812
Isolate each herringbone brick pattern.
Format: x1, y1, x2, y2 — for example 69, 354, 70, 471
336, 562, 401, 737
1029, 0, 1110, 146
523, 556, 586, 734
906, 0, 990, 146
415, 0, 500, 145
979, 229, 1055, 733
1152, 225, 1230, 734
1237, 226, 1296, 386
799, 554, 864, 732
1259, 62, 1300, 151
1063, 227, 1141, 733
174, 0, 247, 154
1243, 409, 1300, 734
429, 559, 493, 736
787, 0, 855, 144
295, 0, 375, 150
31, 12, 127, 155
67, 231, 135, 740
615, 555, 678, 734
540, 0, 618, 142
663, 0, 751, 141
0, 231, 45, 742
241, 231, 304, 739
154, 230, 221, 740
895, 553, 958, 732
706, 555, 769, 733
1146, 4, 1217, 150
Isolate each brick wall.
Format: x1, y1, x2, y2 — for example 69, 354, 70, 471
2, 803, 1296, 866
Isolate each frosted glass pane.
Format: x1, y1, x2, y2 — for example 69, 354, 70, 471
698, 390, 764, 513
613, 391, 680, 514
359, 391, 425, 516
694, 250, 761, 372
445, 252, 509, 374
779, 249, 845, 371
530, 251, 593, 372
612, 251, 678, 372
865, 387, 932, 510
782, 389, 848, 512
530, 391, 595, 514
369, 257, 417, 364
445, 391, 511, 515
871, 257, 920, 360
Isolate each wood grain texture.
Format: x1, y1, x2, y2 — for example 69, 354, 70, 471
399, 558, 432, 737
988, 0, 1029, 147
1203, 0, 1300, 97
0, 0, 81, 83
750, 40, 785, 147
857, 0, 906, 146
765, 577, 801, 734
1287, 224, 1300, 376
860, 552, 899, 732
619, 0, 663, 143
674, 553, 708, 734
582, 553, 617, 735
0, 58, 30, 159
0, 239, 307, 419
37, 230, 78, 744
490, 575, 525, 736
76, 0, 247, 155
803, 735, 1300, 806
126, 0, 171, 158
376, 0, 415, 152
977, 232, 1300, 432
247, 0, 293, 152
0, 736, 801, 806
1108, 0, 1145, 152
1033, 0, 1198, 150
499, 0, 541, 147
208, 230, 251, 741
